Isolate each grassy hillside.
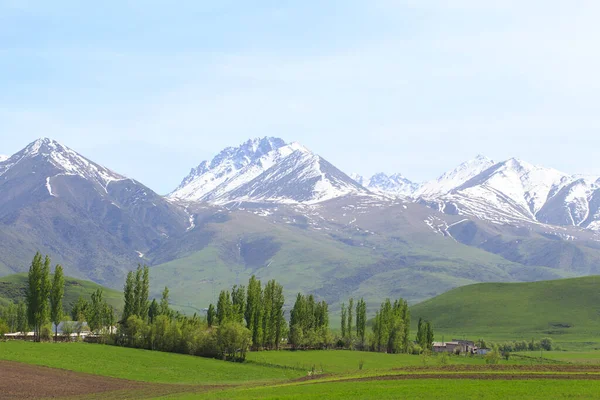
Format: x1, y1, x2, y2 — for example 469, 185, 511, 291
410, 276, 600, 345
149, 202, 573, 315
0, 273, 123, 312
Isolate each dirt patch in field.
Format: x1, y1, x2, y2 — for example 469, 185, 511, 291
0, 360, 210, 399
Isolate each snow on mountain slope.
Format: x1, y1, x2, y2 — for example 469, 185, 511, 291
455, 158, 568, 218
420, 157, 600, 230
0, 155, 8, 163
169, 137, 288, 201
171, 138, 371, 204
0, 138, 126, 194
214, 149, 371, 204
415, 155, 495, 198
363, 173, 418, 196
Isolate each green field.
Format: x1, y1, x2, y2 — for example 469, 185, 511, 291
161, 379, 600, 400
0, 273, 123, 311
0, 341, 300, 384
410, 275, 600, 347
3, 342, 600, 399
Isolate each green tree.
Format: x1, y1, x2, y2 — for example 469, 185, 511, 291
50, 264, 65, 340
341, 302, 347, 340
159, 286, 171, 317
425, 321, 434, 351
87, 289, 105, 333
71, 295, 89, 321
347, 298, 354, 342
245, 276, 263, 349
216, 290, 233, 325
140, 266, 150, 320
123, 271, 135, 322
26, 253, 52, 341
231, 285, 246, 324
207, 303, 216, 327
148, 299, 159, 324
217, 322, 252, 361
356, 298, 367, 346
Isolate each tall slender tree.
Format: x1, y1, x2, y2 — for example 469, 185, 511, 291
139, 266, 150, 321
123, 271, 135, 322
26, 253, 51, 341
245, 276, 263, 349
347, 298, 354, 342
50, 264, 65, 340
216, 290, 233, 325
159, 286, 170, 317
207, 303, 216, 327
340, 303, 347, 340
356, 298, 367, 345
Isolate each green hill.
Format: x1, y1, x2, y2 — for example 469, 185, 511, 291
410, 276, 600, 346
0, 273, 123, 312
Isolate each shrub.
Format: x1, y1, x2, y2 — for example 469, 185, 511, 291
540, 337, 553, 351
439, 351, 450, 366
485, 350, 500, 365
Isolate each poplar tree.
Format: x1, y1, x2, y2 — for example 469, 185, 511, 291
245, 276, 263, 349
139, 266, 150, 320
159, 286, 170, 317
50, 264, 65, 340
123, 271, 135, 322
26, 253, 51, 341
356, 298, 367, 345
207, 304, 216, 327
341, 303, 347, 340
216, 290, 233, 325
347, 298, 354, 342
231, 285, 246, 324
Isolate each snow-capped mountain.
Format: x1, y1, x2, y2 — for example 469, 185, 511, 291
170, 137, 370, 204
358, 173, 418, 196
414, 155, 496, 198
0, 138, 126, 198
0, 138, 188, 284
423, 157, 600, 230
0, 155, 8, 163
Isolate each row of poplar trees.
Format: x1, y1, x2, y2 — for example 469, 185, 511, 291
26, 253, 65, 341
208, 276, 286, 350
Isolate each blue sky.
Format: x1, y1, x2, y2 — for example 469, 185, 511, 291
1, 1, 600, 194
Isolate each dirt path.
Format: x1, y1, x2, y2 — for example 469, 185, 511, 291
0, 360, 201, 399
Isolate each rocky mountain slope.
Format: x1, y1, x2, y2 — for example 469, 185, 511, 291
0, 138, 189, 285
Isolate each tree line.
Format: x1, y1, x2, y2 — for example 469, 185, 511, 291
0, 252, 439, 361
0, 253, 115, 341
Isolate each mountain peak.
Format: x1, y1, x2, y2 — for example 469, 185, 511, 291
415, 155, 496, 198
23, 137, 66, 157
0, 138, 125, 194
170, 138, 368, 204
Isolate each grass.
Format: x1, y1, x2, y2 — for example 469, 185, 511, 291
520, 350, 600, 364
161, 378, 600, 399
410, 275, 600, 347
3, 342, 600, 399
246, 350, 516, 373
0, 273, 123, 311
0, 341, 302, 385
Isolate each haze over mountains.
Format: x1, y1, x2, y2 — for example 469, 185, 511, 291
1, 137, 600, 312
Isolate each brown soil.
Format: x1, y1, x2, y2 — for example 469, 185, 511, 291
0, 360, 205, 400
